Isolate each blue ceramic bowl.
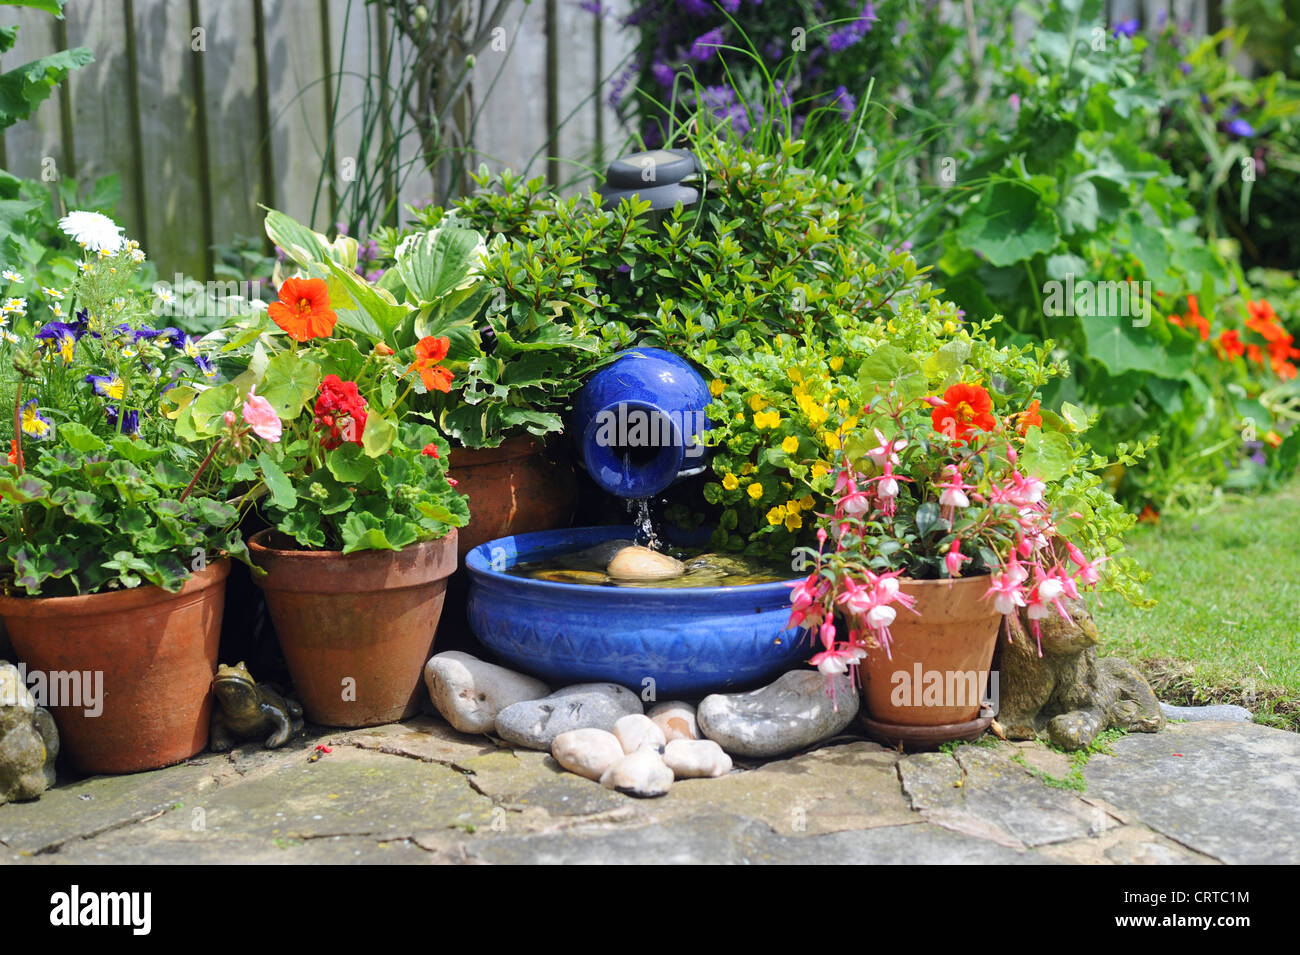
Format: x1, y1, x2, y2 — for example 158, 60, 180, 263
466, 526, 809, 696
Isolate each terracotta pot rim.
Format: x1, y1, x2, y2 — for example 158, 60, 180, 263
247, 527, 456, 560
248, 527, 458, 595
897, 573, 991, 588
0, 558, 231, 620
448, 434, 545, 467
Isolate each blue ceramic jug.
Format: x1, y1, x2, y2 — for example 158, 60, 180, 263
570, 348, 711, 498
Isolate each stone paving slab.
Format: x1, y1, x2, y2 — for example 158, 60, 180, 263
1083, 720, 1300, 865
1, 715, 1293, 864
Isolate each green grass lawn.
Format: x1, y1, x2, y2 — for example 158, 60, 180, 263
1093, 482, 1300, 731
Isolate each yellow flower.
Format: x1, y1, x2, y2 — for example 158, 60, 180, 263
781, 435, 800, 454
748, 482, 764, 500
753, 410, 781, 429
766, 505, 786, 525
842, 414, 858, 431
787, 368, 804, 384
709, 379, 726, 397
797, 494, 815, 511
943, 320, 956, 335
811, 463, 829, 480
784, 511, 803, 532
886, 319, 897, 334
748, 394, 766, 412
741, 463, 755, 475
828, 356, 844, 372
722, 473, 739, 491
822, 431, 841, 450
734, 412, 745, 422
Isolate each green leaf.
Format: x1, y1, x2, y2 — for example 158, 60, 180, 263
56, 421, 106, 454
1060, 401, 1089, 432
955, 181, 1060, 267
258, 350, 322, 420
1020, 427, 1074, 483
361, 412, 396, 457
396, 226, 485, 304
1079, 314, 1192, 377
0, 46, 93, 131
263, 208, 334, 266
256, 451, 297, 509
325, 443, 372, 483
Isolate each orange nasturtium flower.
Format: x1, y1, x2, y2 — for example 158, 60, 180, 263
409, 335, 454, 392
931, 382, 996, 443
268, 277, 337, 342
1218, 329, 1246, 360
1016, 399, 1043, 436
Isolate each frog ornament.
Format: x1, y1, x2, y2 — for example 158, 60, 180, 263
209, 662, 304, 751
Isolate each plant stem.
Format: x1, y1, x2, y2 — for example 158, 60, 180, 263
180, 436, 223, 502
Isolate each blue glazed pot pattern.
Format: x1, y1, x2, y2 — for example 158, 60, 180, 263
466, 526, 809, 696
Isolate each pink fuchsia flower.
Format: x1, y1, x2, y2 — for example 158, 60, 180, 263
834, 469, 872, 516
863, 461, 907, 518
242, 386, 282, 442
935, 464, 974, 522
1065, 542, 1107, 587
944, 538, 970, 579
984, 569, 1028, 617
865, 428, 906, 467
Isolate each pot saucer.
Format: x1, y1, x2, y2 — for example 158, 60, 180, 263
861, 714, 993, 751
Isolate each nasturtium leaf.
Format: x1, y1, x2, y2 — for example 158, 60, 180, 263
256, 451, 297, 509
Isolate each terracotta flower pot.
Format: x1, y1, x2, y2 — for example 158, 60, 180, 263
859, 575, 1002, 726
0, 559, 230, 775
449, 436, 575, 559
248, 528, 458, 727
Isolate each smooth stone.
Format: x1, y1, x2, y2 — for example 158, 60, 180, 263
663, 738, 732, 779
551, 728, 626, 781
424, 651, 550, 735
599, 748, 674, 798
648, 700, 699, 741
0, 661, 58, 806
697, 669, 858, 758
613, 714, 666, 754
1159, 702, 1253, 723
605, 545, 686, 581
495, 683, 643, 750
570, 539, 637, 569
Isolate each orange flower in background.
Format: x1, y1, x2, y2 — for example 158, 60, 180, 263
7, 439, 21, 468
1015, 399, 1043, 436
931, 383, 996, 443
1218, 329, 1246, 360
1137, 504, 1160, 524
1264, 430, 1284, 449
1247, 343, 1264, 365
269, 277, 337, 342
1183, 294, 1210, 341
409, 335, 454, 392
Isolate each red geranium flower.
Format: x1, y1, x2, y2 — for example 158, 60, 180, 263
408, 335, 454, 393
421, 442, 440, 458
313, 374, 367, 449
268, 277, 337, 342
931, 383, 996, 443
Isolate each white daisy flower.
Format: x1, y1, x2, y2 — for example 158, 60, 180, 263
51, 303, 64, 317
78, 261, 94, 274
2, 269, 21, 283
2, 330, 17, 344
112, 296, 127, 312
2, 297, 27, 315
57, 211, 125, 254
42, 287, 63, 299
155, 285, 177, 307
130, 249, 146, 264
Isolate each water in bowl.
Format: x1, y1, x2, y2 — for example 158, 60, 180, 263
506, 538, 788, 589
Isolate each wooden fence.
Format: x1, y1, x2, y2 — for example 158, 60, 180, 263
0, 0, 1245, 280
